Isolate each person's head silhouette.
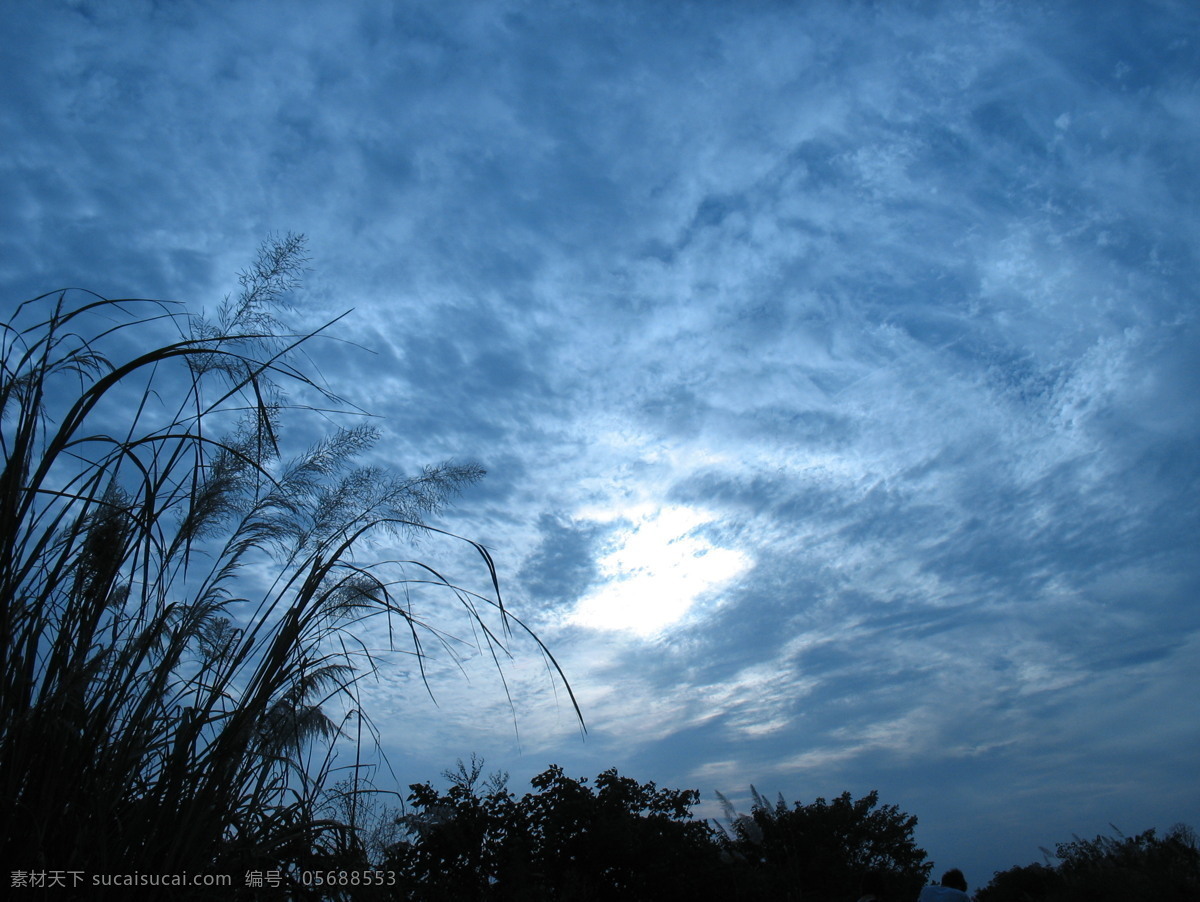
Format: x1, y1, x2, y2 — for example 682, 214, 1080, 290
940, 869, 967, 892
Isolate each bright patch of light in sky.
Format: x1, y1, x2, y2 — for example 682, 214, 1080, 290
568, 504, 752, 637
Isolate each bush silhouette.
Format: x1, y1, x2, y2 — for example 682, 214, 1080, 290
978, 824, 1200, 902
389, 760, 727, 900
713, 787, 932, 901
389, 762, 935, 901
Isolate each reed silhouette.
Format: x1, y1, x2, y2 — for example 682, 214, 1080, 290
0, 235, 578, 897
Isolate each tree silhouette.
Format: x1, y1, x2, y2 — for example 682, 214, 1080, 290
714, 787, 932, 901
389, 761, 728, 900
978, 823, 1200, 902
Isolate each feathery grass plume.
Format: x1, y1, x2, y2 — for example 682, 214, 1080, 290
0, 235, 581, 897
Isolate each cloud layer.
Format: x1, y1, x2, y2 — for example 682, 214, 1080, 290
2, 0, 1198, 883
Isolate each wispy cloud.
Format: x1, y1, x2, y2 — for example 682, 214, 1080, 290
2, 0, 1197, 884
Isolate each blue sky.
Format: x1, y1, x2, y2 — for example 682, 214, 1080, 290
3, 0, 1199, 886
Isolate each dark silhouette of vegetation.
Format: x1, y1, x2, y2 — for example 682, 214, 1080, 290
356, 767, 1199, 902
0, 236, 578, 898
713, 786, 932, 901
387, 758, 728, 900
978, 824, 1200, 902
373, 759, 933, 901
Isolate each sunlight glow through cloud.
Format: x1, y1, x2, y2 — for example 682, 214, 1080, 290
567, 504, 752, 637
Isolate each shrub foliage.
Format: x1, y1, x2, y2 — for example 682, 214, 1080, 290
713, 786, 932, 901
978, 824, 1200, 902
388, 759, 728, 900
380, 760, 933, 901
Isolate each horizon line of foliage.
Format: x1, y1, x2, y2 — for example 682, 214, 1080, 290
0, 235, 580, 899
363, 755, 1198, 902
374, 755, 932, 901
977, 823, 1200, 902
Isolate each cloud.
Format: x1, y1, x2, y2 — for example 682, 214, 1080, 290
565, 503, 752, 637
2, 0, 1198, 885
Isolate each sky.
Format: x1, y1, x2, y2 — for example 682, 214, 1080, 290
2, 0, 1199, 887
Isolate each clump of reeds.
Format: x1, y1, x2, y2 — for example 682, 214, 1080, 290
0, 235, 577, 896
